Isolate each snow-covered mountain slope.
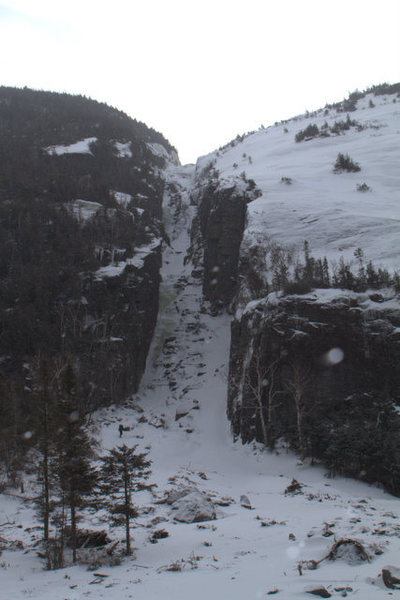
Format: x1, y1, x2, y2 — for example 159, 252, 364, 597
1, 160, 400, 600
196, 91, 400, 296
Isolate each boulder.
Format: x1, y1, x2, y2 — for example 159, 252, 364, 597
306, 588, 331, 598
327, 539, 370, 565
240, 494, 253, 509
382, 568, 400, 589
171, 491, 216, 523
164, 486, 198, 505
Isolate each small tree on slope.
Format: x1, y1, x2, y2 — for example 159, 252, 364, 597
31, 356, 59, 545
333, 152, 361, 173
99, 444, 151, 555
53, 361, 97, 564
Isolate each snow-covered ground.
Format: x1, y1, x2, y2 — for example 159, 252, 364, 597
44, 138, 136, 158
1, 157, 399, 600
196, 92, 400, 276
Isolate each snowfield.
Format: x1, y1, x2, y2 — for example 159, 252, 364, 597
44, 137, 97, 156
1, 91, 400, 599
196, 92, 400, 275
44, 138, 136, 159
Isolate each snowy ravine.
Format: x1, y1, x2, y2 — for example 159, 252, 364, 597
1, 161, 400, 600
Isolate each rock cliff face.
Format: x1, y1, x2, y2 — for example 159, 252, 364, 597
0, 87, 175, 406
197, 183, 247, 307
190, 164, 262, 310
228, 290, 400, 493
78, 245, 161, 406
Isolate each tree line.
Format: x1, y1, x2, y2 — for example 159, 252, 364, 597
271, 241, 400, 296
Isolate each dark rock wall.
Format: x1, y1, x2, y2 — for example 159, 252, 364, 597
229, 293, 400, 437
197, 184, 247, 307
228, 292, 400, 492
79, 247, 161, 408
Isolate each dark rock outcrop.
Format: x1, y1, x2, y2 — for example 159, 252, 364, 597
80, 244, 161, 406
197, 183, 247, 307
228, 290, 400, 493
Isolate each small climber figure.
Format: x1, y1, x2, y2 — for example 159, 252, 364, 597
118, 424, 124, 437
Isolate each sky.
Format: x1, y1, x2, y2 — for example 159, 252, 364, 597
1, 0, 399, 164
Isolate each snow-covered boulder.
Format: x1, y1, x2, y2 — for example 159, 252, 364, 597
164, 486, 198, 505
170, 490, 217, 523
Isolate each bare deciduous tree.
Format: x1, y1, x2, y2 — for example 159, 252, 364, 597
245, 352, 282, 449
284, 361, 311, 460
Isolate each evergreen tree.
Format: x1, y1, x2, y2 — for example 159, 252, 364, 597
0, 372, 14, 469
99, 444, 151, 555
322, 393, 400, 494
0, 373, 24, 485
354, 248, 367, 291
335, 256, 355, 289
333, 152, 361, 173
302, 240, 314, 283
322, 257, 330, 287
53, 361, 97, 563
31, 357, 58, 543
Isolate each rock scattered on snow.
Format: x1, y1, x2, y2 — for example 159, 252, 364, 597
306, 587, 332, 598
333, 587, 353, 595
381, 568, 400, 589
284, 478, 305, 495
171, 490, 217, 523
175, 410, 189, 421
215, 495, 235, 507
327, 538, 370, 565
240, 494, 253, 509
149, 529, 169, 543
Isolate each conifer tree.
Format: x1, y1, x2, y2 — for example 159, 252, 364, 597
0, 371, 15, 473
53, 361, 97, 563
0, 373, 24, 486
303, 240, 314, 284
322, 257, 330, 286
99, 444, 151, 555
31, 357, 58, 543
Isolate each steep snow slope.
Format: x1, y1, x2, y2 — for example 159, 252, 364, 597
196, 92, 400, 286
1, 160, 399, 600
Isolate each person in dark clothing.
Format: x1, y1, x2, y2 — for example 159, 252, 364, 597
118, 424, 124, 437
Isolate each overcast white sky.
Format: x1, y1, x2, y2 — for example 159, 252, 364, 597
1, 0, 399, 164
